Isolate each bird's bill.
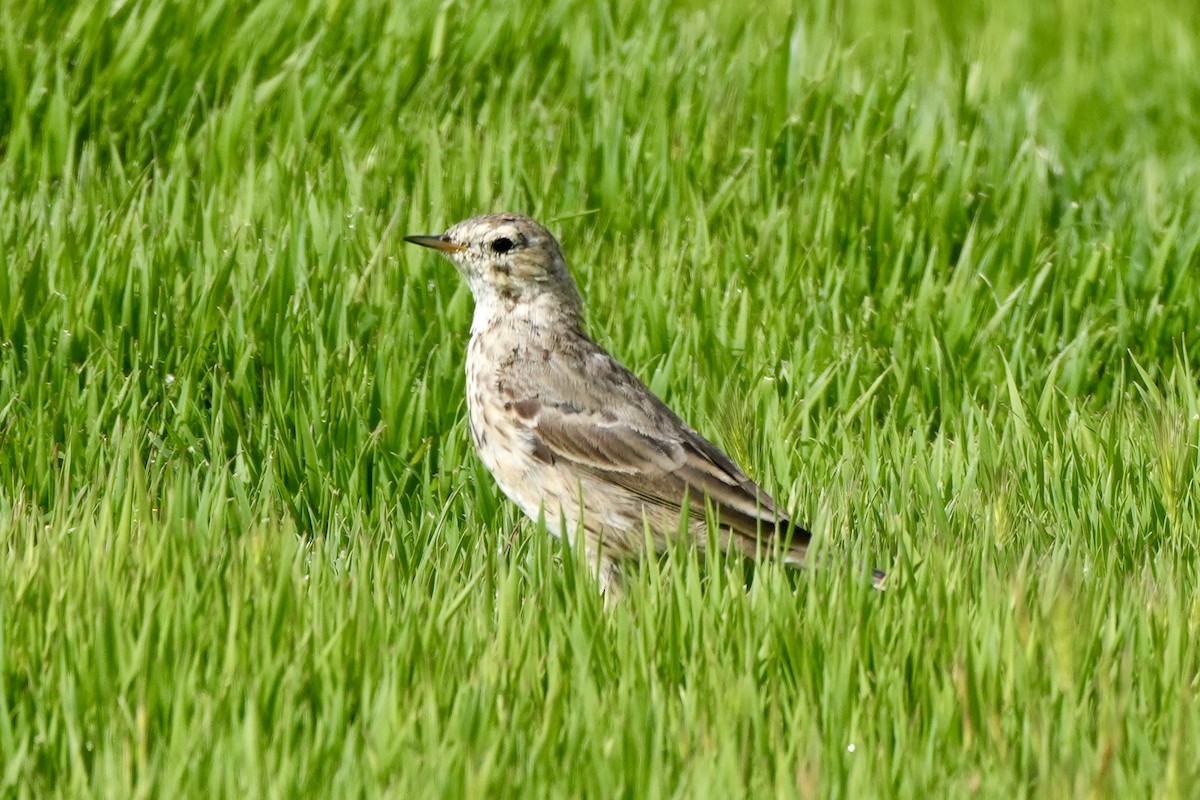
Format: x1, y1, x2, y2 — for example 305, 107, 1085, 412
403, 234, 465, 254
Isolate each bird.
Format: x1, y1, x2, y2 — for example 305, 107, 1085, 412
405, 213, 880, 597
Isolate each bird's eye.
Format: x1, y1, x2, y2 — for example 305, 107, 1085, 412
490, 237, 514, 254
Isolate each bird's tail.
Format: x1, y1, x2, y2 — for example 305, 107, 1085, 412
780, 519, 887, 590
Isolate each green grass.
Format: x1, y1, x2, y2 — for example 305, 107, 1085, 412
2, 0, 1200, 795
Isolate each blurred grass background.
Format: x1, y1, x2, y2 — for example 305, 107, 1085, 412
1, 0, 1199, 796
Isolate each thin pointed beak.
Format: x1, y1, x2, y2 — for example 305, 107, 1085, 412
404, 234, 465, 254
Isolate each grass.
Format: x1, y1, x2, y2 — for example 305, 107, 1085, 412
2, 0, 1200, 795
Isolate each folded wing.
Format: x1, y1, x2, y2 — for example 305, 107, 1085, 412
511, 392, 810, 555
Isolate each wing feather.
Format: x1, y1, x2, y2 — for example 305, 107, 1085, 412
517, 395, 807, 550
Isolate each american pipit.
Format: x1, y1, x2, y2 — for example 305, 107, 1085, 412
406, 213, 881, 596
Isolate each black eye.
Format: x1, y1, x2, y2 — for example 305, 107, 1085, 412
490, 237, 514, 254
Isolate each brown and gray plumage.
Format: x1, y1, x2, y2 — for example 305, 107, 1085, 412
406, 213, 865, 596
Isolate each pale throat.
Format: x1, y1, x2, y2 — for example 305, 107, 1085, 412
468, 287, 583, 337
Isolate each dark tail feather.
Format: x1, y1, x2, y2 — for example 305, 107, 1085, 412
782, 519, 887, 590
778, 519, 812, 563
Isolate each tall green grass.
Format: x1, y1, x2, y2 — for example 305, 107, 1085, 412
2, 0, 1199, 796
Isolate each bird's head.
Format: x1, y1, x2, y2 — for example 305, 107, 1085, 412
405, 214, 581, 312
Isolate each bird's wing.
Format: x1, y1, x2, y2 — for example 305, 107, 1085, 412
504, 348, 805, 548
